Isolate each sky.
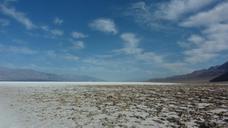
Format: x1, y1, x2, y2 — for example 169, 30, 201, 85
0, 0, 228, 81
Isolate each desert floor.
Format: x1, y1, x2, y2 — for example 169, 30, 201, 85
0, 82, 227, 128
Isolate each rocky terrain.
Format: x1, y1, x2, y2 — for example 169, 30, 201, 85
0, 83, 227, 128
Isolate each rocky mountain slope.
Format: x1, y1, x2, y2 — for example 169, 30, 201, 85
210, 72, 228, 82
149, 61, 228, 83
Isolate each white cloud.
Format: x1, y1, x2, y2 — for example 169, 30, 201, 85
119, 33, 142, 55
187, 35, 205, 45
177, 2, 228, 63
179, 24, 228, 63
0, 4, 36, 29
71, 32, 88, 39
72, 41, 85, 49
121, 33, 140, 46
50, 29, 64, 36
184, 49, 218, 63
178, 34, 205, 49
184, 28, 228, 63
0, 44, 36, 54
203, 23, 228, 34
89, 18, 118, 34
181, 2, 228, 27
53, 17, 63, 25
156, 0, 214, 21
0, 18, 10, 26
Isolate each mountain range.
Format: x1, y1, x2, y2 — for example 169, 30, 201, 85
0, 67, 100, 81
1, 61, 228, 82
149, 61, 228, 83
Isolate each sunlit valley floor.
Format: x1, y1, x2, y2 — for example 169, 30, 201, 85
0, 83, 228, 128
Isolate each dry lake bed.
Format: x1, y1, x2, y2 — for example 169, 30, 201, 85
0, 82, 227, 128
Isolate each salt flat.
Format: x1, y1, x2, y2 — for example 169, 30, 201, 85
0, 82, 227, 128
0, 82, 179, 87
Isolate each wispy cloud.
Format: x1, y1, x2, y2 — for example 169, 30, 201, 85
125, 0, 215, 30
155, 0, 214, 21
3, 0, 17, 4
89, 18, 118, 34
118, 33, 163, 64
47, 50, 79, 61
0, 2, 65, 39
0, 18, 10, 27
180, 2, 228, 27
125, 2, 159, 29
72, 40, 85, 49
53, 17, 63, 25
115, 32, 186, 72
71, 31, 88, 39
0, 44, 37, 54
117, 33, 161, 63
62, 54, 79, 61
50, 29, 64, 36
40, 25, 49, 31
3, 0, 18, 6
40, 25, 65, 37
0, 4, 36, 29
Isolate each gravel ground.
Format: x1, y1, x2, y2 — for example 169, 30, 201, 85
0, 83, 227, 128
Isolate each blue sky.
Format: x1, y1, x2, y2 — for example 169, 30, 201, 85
0, 0, 228, 81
